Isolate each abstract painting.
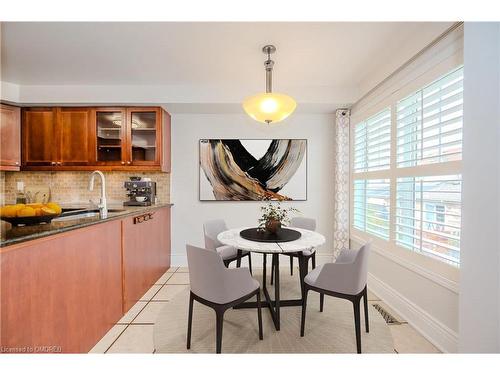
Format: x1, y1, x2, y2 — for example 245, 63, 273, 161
199, 139, 307, 201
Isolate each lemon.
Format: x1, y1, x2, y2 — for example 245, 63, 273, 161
45, 202, 62, 215
27, 203, 44, 209
17, 207, 36, 217
41, 207, 56, 216
1, 205, 18, 217
13, 203, 25, 211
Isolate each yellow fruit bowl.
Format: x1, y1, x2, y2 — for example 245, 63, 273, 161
0, 203, 62, 226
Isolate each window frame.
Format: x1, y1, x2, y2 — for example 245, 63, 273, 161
350, 66, 463, 269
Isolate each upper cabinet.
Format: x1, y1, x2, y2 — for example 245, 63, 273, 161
128, 107, 161, 167
22, 108, 58, 167
0, 104, 21, 171
21, 106, 170, 172
22, 107, 91, 167
92, 108, 127, 166
57, 107, 93, 166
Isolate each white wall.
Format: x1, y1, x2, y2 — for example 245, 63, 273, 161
170, 113, 335, 266
459, 22, 500, 353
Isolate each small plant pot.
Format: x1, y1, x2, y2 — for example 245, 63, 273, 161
265, 219, 282, 234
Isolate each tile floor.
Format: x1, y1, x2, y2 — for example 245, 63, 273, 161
90, 267, 440, 354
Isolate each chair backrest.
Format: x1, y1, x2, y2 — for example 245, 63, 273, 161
186, 244, 228, 302
351, 242, 371, 294
203, 219, 228, 250
290, 217, 316, 231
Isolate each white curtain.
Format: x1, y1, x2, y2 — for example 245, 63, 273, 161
333, 109, 350, 257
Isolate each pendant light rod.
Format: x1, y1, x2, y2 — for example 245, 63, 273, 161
242, 44, 296, 124
262, 45, 276, 93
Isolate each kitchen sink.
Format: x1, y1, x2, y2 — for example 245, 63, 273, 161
53, 208, 127, 222
53, 212, 101, 222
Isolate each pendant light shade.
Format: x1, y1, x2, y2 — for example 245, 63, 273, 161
243, 45, 296, 124
243, 92, 297, 124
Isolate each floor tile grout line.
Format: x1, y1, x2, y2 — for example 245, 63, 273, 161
108, 287, 157, 350
103, 270, 187, 353
129, 299, 154, 325
104, 323, 130, 354
104, 294, 153, 352
154, 271, 176, 286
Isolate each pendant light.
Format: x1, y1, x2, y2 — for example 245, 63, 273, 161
243, 45, 297, 124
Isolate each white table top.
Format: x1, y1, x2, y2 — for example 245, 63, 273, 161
217, 227, 326, 254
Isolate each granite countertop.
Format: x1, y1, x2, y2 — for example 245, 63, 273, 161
0, 203, 173, 248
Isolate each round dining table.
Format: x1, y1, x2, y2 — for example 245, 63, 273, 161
218, 226, 326, 331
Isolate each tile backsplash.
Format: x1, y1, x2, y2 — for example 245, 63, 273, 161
0, 171, 170, 206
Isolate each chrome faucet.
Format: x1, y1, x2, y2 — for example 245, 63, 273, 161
88, 170, 108, 218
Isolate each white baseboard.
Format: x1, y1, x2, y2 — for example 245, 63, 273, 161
368, 272, 458, 353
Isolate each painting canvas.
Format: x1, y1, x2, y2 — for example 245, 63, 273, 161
199, 139, 307, 201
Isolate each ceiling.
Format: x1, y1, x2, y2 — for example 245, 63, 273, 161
0, 22, 453, 110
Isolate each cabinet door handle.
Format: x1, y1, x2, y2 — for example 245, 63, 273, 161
51, 162, 56, 166
127, 161, 131, 165
15, 161, 19, 165
121, 161, 125, 165
133, 213, 154, 224
57, 162, 62, 166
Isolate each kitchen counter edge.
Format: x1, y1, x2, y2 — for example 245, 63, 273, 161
0, 203, 174, 249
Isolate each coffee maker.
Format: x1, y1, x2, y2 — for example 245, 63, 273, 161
123, 177, 157, 206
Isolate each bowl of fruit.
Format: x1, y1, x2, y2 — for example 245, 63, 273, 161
0, 202, 62, 226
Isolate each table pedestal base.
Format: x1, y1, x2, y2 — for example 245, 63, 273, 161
234, 252, 312, 331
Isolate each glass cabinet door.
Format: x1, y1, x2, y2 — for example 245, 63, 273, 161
129, 109, 158, 164
96, 110, 125, 164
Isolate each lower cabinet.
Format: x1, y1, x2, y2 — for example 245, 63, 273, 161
122, 207, 171, 311
0, 206, 171, 353
0, 220, 123, 353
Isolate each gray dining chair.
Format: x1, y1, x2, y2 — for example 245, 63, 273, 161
186, 244, 263, 353
271, 217, 317, 285
203, 219, 253, 274
300, 243, 371, 353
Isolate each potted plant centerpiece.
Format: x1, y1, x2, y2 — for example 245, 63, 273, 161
258, 201, 299, 234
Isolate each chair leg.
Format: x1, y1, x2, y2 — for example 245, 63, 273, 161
236, 250, 242, 268
300, 286, 309, 337
270, 256, 274, 285
363, 286, 369, 333
186, 292, 194, 349
290, 256, 294, 275
320, 293, 324, 312
256, 290, 263, 340
248, 253, 253, 275
312, 252, 316, 270
215, 309, 225, 354
353, 297, 362, 354
223, 259, 230, 268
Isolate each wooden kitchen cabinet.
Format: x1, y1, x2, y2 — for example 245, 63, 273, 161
22, 107, 92, 168
91, 107, 128, 167
21, 106, 170, 171
0, 221, 123, 353
122, 207, 171, 312
22, 107, 58, 167
127, 107, 162, 167
0, 104, 21, 171
0, 206, 172, 353
57, 107, 92, 166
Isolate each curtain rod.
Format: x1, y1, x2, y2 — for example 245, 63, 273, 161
351, 21, 464, 109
